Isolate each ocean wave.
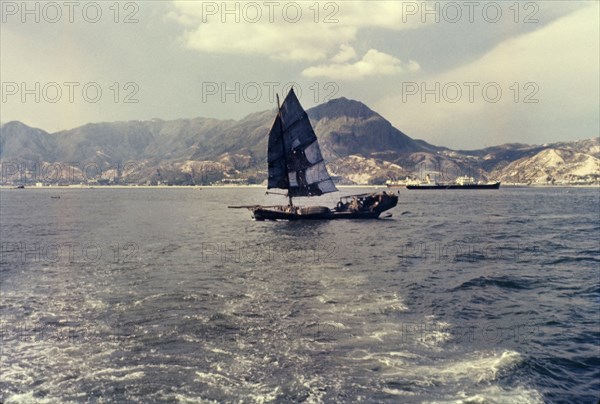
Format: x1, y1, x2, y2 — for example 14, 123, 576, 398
451, 276, 536, 291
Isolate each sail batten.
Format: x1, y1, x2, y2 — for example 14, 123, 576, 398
267, 88, 338, 198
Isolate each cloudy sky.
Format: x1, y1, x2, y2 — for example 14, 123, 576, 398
1, 0, 598, 149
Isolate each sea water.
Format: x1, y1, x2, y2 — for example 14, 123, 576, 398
1, 187, 598, 403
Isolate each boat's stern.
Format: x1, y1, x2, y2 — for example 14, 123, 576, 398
375, 191, 398, 214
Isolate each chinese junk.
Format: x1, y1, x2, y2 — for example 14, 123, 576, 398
229, 88, 398, 220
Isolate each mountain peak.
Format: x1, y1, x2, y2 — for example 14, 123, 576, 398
1, 120, 48, 135
2, 120, 31, 130
308, 97, 380, 121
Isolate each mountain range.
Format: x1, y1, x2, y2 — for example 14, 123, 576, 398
1, 98, 598, 186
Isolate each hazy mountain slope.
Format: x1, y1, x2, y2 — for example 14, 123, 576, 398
1, 98, 598, 185
0, 121, 57, 162
491, 144, 600, 184
308, 97, 438, 161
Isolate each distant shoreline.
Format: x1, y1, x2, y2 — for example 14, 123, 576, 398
1, 184, 598, 189
0, 184, 384, 189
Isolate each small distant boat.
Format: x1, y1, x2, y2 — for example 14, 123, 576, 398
406, 175, 500, 190
229, 88, 398, 220
15, 184, 25, 189
51, 195, 61, 199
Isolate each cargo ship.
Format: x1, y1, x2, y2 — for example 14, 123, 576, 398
404, 175, 500, 190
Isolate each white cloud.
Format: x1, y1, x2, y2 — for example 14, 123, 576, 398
331, 44, 357, 64
376, 2, 600, 148
169, 1, 426, 61
179, 21, 356, 62
302, 49, 420, 80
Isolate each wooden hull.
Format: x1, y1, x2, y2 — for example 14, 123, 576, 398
249, 192, 398, 221
251, 208, 382, 221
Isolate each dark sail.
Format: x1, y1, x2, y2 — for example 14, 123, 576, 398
267, 89, 338, 197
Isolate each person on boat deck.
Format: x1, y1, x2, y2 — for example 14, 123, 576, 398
350, 197, 358, 212
350, 197, 364, 212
